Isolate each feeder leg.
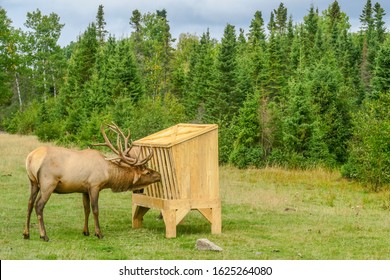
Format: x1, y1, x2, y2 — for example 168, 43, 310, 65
132, 205, 149, 229
211, 206, 222, 234
161, 209, 177, 238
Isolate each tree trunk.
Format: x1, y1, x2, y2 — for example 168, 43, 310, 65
15, 72, 22, 111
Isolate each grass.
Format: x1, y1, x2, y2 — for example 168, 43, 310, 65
1, 133, 390, 259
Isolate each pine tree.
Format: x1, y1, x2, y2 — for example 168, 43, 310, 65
96, 5, 108, 45
371, 38, 390, 98
115, 39, 144, 101
343, 92, 390, 190
265, 29, 283, 101
359, 0, 376, 93
360, 0, 374, 31
373, 3, 386, 44
171, 33, 198, 100
229, 91, 262, 168
280, 72, 328, 167
185, 30, 216, 122
273, 2, 288, 35
206, 24, 239, 123
309, 53, 352, 164
248, 11, 266, 48
130, 10, 174, 97
247, 11, 267, 90
302, 5, 319, 65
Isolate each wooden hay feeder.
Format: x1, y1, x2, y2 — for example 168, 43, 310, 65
132, 123, 221, 238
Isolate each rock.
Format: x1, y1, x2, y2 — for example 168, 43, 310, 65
196, 238, 223, 252
284, 207, 297, 212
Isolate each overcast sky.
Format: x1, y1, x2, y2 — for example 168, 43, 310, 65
1, 0, 389, 46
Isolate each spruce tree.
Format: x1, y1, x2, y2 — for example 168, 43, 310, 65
185, 30, 216, 122
373, 3, 386, 44
371, 38, 390, 98
229, 91, 262, 168
96, 5, 108, 45
343, 92, 390, 190
206, 24, 239, 123
247, 11, 267, 90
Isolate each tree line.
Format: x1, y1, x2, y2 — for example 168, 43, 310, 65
0, 1, 389, 189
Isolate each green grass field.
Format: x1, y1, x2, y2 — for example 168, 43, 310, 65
1, 133, 390, 260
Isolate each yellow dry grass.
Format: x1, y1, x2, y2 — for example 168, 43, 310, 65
0, 134, 52, 176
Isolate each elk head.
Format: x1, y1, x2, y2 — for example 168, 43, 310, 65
93, 123, 161, 188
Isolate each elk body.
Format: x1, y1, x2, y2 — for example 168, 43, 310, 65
23, 124, 161, 241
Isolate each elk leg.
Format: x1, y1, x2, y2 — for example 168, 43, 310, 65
90, 190, 103, 239
23, 179, 39, 239
35, 181, 55, 242
82, 193, 91, 236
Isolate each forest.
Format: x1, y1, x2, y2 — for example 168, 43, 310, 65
0, 1, 389, 189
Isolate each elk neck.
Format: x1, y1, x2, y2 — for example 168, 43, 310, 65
106, 162, 140, 192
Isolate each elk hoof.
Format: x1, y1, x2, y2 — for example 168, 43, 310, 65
23, 233, 30, 239
95, 233, 104, 239
83, 231, 90, 236
40, 235, 50, 242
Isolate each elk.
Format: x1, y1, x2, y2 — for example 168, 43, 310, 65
23, 123, 161, 241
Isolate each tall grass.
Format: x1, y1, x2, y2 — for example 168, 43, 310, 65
1, 134, 390, 259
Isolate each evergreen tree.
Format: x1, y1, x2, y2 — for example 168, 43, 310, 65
59, 23, 98, 136
359, 0, 376, 93
206, 24, 239, 123
273, 2, 288, 35
371, 38, 390, 97
229, 91, 262, 168
373, 3, 386, 44
248, 11, 266, 48
247, 11, 267, 90
96, 4, 108, 45
265, 29, 283, 101
185, 30, 217, 122
129, 10, 174, 97
302, 5, 319, 65
279, 72, 329, 167
171, 33, 198, 100
309, 53, 352, 164
343, 92, 390, 190
360, 0, 374, 31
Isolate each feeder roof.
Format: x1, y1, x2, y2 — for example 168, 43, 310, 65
133, 123, 218, 147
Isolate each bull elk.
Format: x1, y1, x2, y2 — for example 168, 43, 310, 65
23, 123, 161, 241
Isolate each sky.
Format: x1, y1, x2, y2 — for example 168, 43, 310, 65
1, 0, 390, 46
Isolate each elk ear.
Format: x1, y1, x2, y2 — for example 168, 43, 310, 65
133, 173, 141, 184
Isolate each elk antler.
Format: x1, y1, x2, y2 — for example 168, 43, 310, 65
92, 122, 153, 167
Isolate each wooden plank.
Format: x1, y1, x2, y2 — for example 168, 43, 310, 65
156, 148, 169, 199
132, 194, 164, 209
162, 148, 176, 199
175, 208, 190, 225
190, 199, 221, 209
167, 149, 180, 199
133, 124, 218, 147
